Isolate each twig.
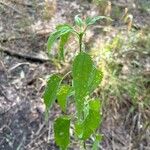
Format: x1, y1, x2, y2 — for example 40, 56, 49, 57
0, 31, 50, 43
132, 122, 150, 148
8, 62, 30, 72
0, 85, 12, 102
25, 127, 47, 149
0, 1, 26, 16
0, 45, 50, 63
111, 1, 127, 9
34, 123, 46, 137
48, 120, 52, 143
16, 133, 26, 150
0, 35, 32, 43
9, 0, 32, 7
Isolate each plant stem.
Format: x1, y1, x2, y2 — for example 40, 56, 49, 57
83, 141, 86, 149
79, 33, 83, 52
61, 71, 71, 81
80, 140, 86, 150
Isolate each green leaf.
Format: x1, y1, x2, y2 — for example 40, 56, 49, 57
55, 24, 73, 33
57, 85, 71, 112
47, 24, 73, 54
74, 15, 84, 27
54, 116, 71, 150
47, 31, 59, 53
72, 52, 93, 119
88, 67, 103, 93
85, 16, 112, 26
59, 32, 70, 60
92, 134, 103, 150
43, 74, 61, 112
75, 100, 102, 140
72, 52, 103, 119
89, 99, 102, 112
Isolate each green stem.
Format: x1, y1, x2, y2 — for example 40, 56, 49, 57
80, 140, 86, 150
83, 141, 86, 149
79, 33, 83, 52
61, 71, 71, 81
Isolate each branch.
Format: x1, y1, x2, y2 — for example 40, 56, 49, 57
0, 1, 26, 16
9, 0, 32, 7
0, 45, 50, 63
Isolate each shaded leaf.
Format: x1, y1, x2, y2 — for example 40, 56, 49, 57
56, 24, 72, 30
59, 32, 70, 60
47, 24, 73, 54
92, 134, 103, 150
57, 85, 71, 112
54, 116, 71, 150
74, 15, 84, 27
85, 16, 112, 26
88, 67, 103, 93
43, 74, 61, 112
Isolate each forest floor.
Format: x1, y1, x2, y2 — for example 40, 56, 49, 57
0, 0, 150, 149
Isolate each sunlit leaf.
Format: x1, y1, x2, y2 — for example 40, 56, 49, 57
72, 52, 93, 119
54, 116, 71, 150
89, 99, 102, 112
57, 85, 71, 112
43, 74, 61, 113
74, 15, 84, 27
